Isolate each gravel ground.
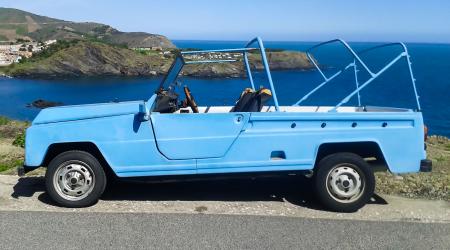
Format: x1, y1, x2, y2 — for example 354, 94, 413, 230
1, 175, 449, 223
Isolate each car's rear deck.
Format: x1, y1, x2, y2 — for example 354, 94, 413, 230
176, 106, 412, 114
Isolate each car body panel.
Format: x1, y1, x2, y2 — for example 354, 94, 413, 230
150, 112, 249, 159
25, 111, 197, 177
32, 101, 145, 125
197, 111, 425, 174
25, 101, 425, 176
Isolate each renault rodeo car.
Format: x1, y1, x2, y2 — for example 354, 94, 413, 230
20, 37, 432, 212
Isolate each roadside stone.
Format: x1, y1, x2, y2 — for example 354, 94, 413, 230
394, 175, 404, 180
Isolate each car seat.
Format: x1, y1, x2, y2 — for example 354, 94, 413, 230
230, 87, 272, 112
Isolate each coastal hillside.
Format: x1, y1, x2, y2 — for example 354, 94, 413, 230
1, 40, 314, 77
1, 41, 172, 77
0, 8, 175, 48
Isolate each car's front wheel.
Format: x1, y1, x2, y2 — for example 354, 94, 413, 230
314, 152, 375, 212
45, 150, 106, 208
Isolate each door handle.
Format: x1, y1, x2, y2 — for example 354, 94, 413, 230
235, 114, 244, 124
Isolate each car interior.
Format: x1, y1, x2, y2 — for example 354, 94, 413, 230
153, 83, 274, 114
152, 84, 411, 114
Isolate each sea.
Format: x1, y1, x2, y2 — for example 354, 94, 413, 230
0, 40, 449, 136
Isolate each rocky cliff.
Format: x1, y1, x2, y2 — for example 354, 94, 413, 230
2, 41, 314, 78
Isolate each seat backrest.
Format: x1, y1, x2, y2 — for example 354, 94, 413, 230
230, 87, 272, 112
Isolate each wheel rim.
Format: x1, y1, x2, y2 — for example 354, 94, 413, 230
53, 160, 95, 201
326, 163, 365, 203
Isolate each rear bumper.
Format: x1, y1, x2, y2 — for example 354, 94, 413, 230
420, 159, 432, 172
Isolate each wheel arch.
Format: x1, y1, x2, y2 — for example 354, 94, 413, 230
314, 141, 389, 171
42, 142, 117, 178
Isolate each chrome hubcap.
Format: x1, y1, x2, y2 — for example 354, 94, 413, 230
326, 164, 364, 203
53, 161, 95, 201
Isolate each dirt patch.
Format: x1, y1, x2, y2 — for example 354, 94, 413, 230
0, 29, 18, 41
25, 15, 41, 33
195, 206, 208, 213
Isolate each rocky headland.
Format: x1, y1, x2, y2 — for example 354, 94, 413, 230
1, 40, 314, 78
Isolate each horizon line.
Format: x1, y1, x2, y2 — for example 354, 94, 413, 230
171, 38, 450, 45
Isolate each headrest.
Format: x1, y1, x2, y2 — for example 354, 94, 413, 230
240, 88, 254, 97
258, 88, 272, 96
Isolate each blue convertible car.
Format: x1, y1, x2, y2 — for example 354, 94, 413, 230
20, 38, 431, 212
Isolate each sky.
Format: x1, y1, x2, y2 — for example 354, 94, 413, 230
0, 0, 449, 43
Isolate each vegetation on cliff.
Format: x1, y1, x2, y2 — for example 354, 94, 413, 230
1, 40, 172, 77
0, 117, 27, 173
0, 40, 314, 78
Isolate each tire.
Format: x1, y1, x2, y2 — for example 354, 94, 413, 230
45, 150, 107, 208
314, 152, 375, 212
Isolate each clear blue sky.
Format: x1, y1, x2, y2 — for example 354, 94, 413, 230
1, 0, 449, 43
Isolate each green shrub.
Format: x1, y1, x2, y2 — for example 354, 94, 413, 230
21, 40, 81, 64
15, 25, 28, 35
0, 116, 10, 125
12, 132, 25, 148
0, 159, 23, 172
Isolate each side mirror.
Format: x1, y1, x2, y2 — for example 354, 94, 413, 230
139, 103, 150, 121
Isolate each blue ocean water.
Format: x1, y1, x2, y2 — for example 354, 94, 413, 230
0, 40, 449, 136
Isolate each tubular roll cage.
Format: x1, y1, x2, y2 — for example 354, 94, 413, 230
294, 39, 421, 111
158, 37, 281, 110
159, 37, 421, 112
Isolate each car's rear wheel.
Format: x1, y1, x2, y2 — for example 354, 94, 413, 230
45, 150, 106, 208
314, 153, 375, 212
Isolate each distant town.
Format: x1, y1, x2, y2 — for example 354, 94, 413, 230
0, 39, 57, 66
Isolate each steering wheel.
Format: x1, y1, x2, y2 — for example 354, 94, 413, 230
184, 86, 199, 113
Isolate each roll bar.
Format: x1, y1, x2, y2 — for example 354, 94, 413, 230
158, 37, 280, 111
244, 37, 280, 111
158, 38, 420, 113
294, 39, 421, 111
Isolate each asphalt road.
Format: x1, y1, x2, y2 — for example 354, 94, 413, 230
1, 211, 449, 249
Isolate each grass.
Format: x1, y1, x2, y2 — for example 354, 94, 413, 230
134, 49, 162, 56
375, 135, 450, 201
0, 116, 28, 137
0, 159, 23, 172
0, 117, 26, 174
0, 116, 10, 125
15, 25, 28, 36
0, 24, 28, 36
